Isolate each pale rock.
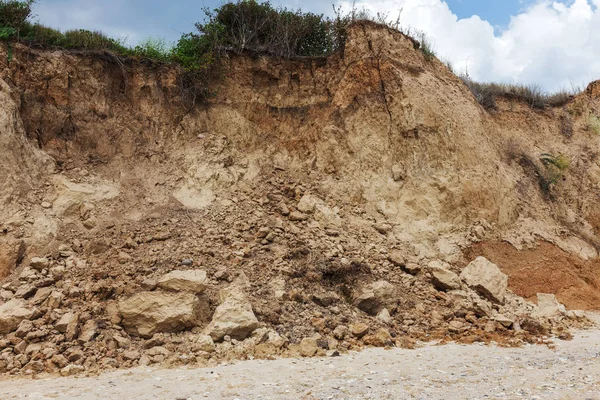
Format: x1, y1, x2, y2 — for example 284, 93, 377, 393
333, 325, 348, 340
15, 320, 34, 338
535, 293, 567, 318
196, 334, 216, 353
117, 252, 132, 264
113, 335, 131, 349
354, 280, 395, 316
377, 308, 392, 324
18, 268, 38, 281
29, 257, 50, 271
429, 261, 461, 291
56, 312, 79, 341
299, 337, 318, 357
373, 223, 392, 234
46, 290, 64, 309
122, 350, 140, 361
0, 290, 13, 301
495, 315, 514, 328
31, 287, 52, 305
78, 319, 99, 343
0, 299, 34, 334
60, 364, 84, 376
289, 211, 308, 222
350, 323, 370, 338
297, 194, 320, 214
205, 286, 259, 341
157, 270, 208, 293
311, 292, 340, 307
119, 291, 207, 338
460, 257, 508, 304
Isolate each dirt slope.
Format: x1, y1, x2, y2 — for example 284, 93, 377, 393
0, 21, 599, 376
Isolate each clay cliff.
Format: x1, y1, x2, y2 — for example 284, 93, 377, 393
0, 22, 598, 375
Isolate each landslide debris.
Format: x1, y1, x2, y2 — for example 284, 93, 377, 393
0, 21, 598, 377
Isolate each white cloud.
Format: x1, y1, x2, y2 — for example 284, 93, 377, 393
32, 0, 149, 45
337, 0, 600, 91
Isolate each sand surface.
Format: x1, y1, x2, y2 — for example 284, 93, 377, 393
1, 321, 599, 400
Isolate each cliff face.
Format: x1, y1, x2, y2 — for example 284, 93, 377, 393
0, 21, 599, 375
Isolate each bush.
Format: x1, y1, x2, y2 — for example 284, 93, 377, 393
133, 37, 172, 61
461, 75, 578, 110
59, 29, 127, 52
588, 114, 600, 135
0, 0, 33, 37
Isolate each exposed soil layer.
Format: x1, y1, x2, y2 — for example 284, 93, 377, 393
465, 241, 600, 310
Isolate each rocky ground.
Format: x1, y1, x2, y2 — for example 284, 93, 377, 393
1, 315, 598, 399
0, 183, 589, 377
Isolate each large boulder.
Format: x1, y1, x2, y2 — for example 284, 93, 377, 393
534, 293, 567, 318
157, 270, 208, 293
460, 257, 508, 303
205, 286, 259, 341
0, 299, 34, 334
119, 291, 207, 338
353, 281, 396, 315
428, 261, 461, 291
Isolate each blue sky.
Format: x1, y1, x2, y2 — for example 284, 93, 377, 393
31, 0, 556, 44
31, 0, 600, 90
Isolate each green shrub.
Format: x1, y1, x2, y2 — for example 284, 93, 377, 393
0, 0, 33, 37
588, 114, 600, 135
59, 29, 127, 51
461, 75, 578, 110
133, 37, 172, 61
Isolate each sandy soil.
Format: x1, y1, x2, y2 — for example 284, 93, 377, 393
1, 318, 599, 400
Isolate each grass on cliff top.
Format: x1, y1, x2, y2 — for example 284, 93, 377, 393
0, 0, 582, 109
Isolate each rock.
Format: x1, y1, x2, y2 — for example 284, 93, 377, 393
311, 292, 340, 307
377, 308, 392, 324
60, 364, 84, 376
460, 257, 508, 303
205, 286, 259, 341
495, 315, 514, 328
31, 287, 52, 305
333, 325, 348, 340
119, 291, 207, 338
326, 349, 341, 357
113, 335, 131, 349
78, 320, 99, 343
14, 285, 37, 299
30, 257, 50, 271
373, 223, 392, 234
15, 320, 33, 338
363, 328, 393, 347
429, 261, 461, 291
51, 354, 68, 368
388, 251, 405, 266
117, 252, 132, 264
0, 299, 34, 334
299, 337, 318, 357
196, 334, 216, 353
354, 281, 395, 315
404, 263, 422, 275
18, 268, 38, 281
289, 211, 308, 222
157, 270, 208, 293
122, 350, 141, 361
181, 259, 194, 266
535, 293, 567, 318
46, 290, 64, 309
350, 323, 370, 338
297, 194, 320, 214
56, 312, 79, 341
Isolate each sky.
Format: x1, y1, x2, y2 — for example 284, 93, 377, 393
30, 0, 600, 92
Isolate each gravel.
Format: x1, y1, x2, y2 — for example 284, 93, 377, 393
1, 321, 599, 399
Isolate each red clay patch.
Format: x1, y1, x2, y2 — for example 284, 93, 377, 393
464, 241, 600, 310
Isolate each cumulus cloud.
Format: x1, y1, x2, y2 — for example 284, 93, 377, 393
337, 0, 600, 91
